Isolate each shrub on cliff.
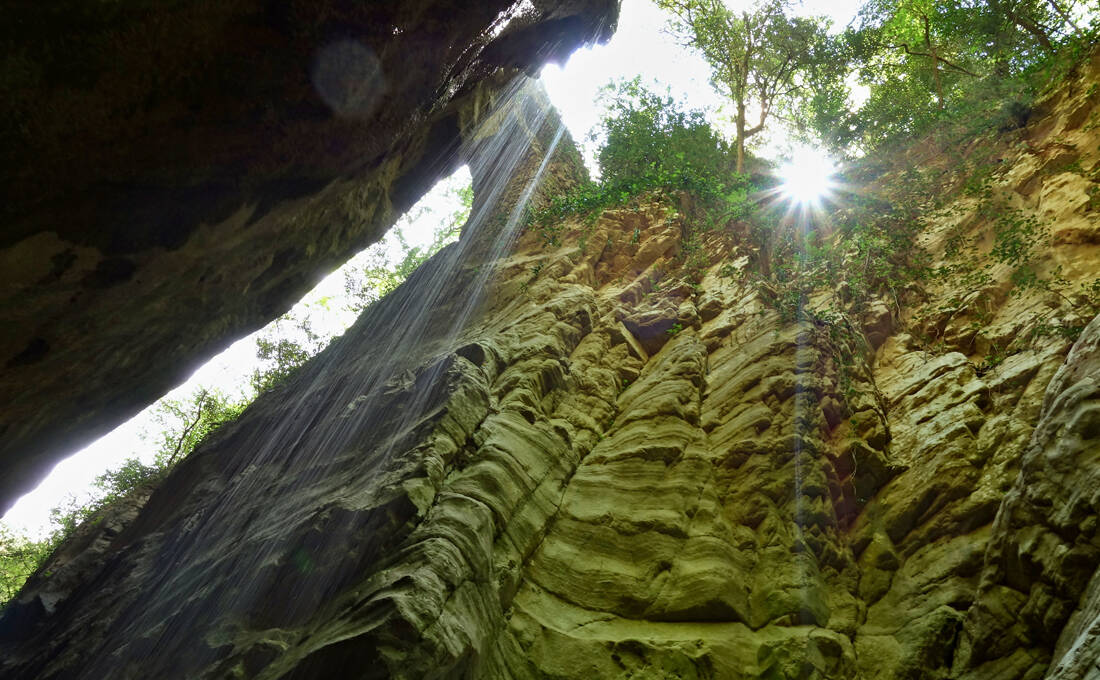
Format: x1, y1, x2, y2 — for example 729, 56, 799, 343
528, 79, 753, 237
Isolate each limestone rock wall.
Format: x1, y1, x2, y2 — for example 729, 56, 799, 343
3, 41, 1100, 680
956, 313, 1100, 680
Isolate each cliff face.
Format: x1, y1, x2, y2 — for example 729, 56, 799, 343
0, 0, 619, 512
3, 47, 1100, 680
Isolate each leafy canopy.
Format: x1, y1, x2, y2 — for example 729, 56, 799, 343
825, 0, 1098, 152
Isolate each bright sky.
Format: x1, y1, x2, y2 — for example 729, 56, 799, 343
3, 0, 865, 538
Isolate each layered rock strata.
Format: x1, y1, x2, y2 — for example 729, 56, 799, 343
3, 38, 1100, 680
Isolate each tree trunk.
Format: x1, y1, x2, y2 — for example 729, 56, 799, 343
736, 101, 746, 174
930, 45, 945, 109
1046, 0, 1081, 34
992, 0, 1056, 50
923, 15, 945, 109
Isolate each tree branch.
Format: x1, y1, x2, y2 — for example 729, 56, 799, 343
988, 0, 1056, 50
166, 390, 208, 468
889, 43, 983, 76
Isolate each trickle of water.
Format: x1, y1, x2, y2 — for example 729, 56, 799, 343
792, 209, 816, 624
68, 76, 568, 678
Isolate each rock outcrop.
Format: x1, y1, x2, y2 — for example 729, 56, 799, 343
0, 0, 618, 512
3, 28, 1100, 680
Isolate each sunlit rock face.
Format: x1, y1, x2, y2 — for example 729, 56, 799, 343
4, 38, 1100, 680
0, 0, 619, 513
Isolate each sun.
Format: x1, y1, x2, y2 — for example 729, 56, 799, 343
777, 147, 836, 206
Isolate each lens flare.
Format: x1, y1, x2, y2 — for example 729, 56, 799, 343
777, 147, 836, 206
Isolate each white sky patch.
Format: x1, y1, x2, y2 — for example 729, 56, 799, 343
3, 167, 471, 538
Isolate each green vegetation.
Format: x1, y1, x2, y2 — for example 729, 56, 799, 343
528, 79, 753, 243
651, 0, 1096, 157
922, 170, 1100, 354
249, 306, 330, 395
527, 0, 1096, 406
656, 0, 842, 171
741, 196, 927, 322
0, 525, 50, 605
832, 0, 1097, 154
343, 183, 472, 313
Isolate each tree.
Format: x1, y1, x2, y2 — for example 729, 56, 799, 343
248, 177, 473, 393
250, 313, 327, 394
0, 524, 51, 605
858, 0, 983, 109
656, 0, 836, 172
0, 387, 247, 608
985, 0, 1094, 54
527, 80, 753, 233
145, 388, 246, 466
596, 78, 733, 183
834, 0, 1097, 152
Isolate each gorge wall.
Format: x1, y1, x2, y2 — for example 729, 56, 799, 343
3, 25, 1100, 680
0, 0, 618, 512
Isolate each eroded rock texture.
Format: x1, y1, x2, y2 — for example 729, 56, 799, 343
954, 312, 1100, 680
4, 33, 1100, 680
0, 0, 618, 512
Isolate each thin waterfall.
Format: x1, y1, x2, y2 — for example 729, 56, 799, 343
66, 76, 568, 679
793, 208, 813, 624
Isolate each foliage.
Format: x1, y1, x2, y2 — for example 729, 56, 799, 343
529, 80, 753, 239
722, 182, 939, 409
252, 180, 472, 392
250, 311, 328, 394
656, 0, 842, 171
919, 166, 1099, 351
826, 0, 1098, 153
344, 183, 470, 313
744, 188, 929, 320
0, 387, 249, 608
1, 465, 157, 607
144, 388, 246, 467
0, 525, 52, 605
596, 79, 734, 188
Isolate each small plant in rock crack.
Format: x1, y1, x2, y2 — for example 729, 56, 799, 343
1087, 185, 1100, 212
666, 322, 684, 336
976, 341, 1008, 375
520, 261, 547, 295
